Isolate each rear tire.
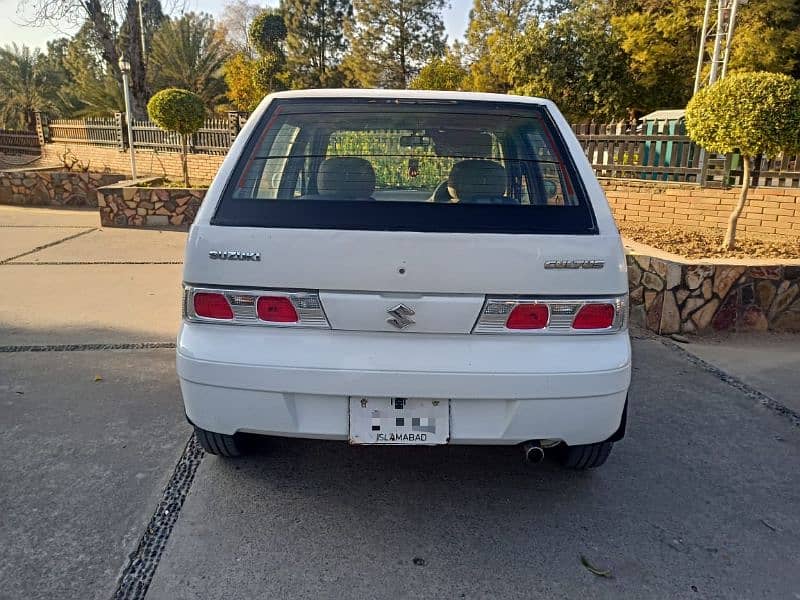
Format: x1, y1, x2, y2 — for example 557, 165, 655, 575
194, 426, 242, 457
557, 441, 613, 470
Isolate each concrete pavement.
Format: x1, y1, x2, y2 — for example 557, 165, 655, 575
679, 332, 800, 414
145, 336, 800, 600
1, 204, 799, 599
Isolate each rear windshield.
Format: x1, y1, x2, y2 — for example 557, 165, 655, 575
213, 99, 596, 234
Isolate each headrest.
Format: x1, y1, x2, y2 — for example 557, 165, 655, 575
447, 160, 506, 201
317, 157, 376, 200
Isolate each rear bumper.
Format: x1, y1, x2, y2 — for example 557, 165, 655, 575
177, 323, 631, 445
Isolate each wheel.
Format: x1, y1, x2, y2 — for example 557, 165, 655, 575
556, 441, 613, 470
194, 426, 242, 457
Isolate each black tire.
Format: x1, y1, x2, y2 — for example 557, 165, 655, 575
557, 441, 613, 470
194, 426, 242, 457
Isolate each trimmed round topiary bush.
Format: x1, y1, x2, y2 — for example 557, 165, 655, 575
249, 10, 287, 57
147, 88, 206, 186
686, 72, 800, 249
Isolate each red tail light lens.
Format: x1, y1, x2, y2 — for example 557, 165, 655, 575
573, 303, 615, 329
506, 303, 549, 329
193, 292, 234, 319
257, 296, 299, 322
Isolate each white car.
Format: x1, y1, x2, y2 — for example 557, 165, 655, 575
178, 89, 631, 469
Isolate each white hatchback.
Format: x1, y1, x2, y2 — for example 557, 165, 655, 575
178, 89, 631, 469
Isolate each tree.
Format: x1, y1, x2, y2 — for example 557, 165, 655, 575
220, 0, 263, 58
224, 52, 264, 111
149, 13, 231, 110
726, 0, 800, 78
685, 72, 800, 250
0, 44, 61, 129
610, 0, 703, 112
249, 9, 289, 92
147, 88, 206, 186
410, 53, 468, 90
62, 24, 125, 116
16, 0, 165, 117
507, 5, 634, 121
281, 0, 352, 88
348, 0, 447, 88
463, 0, 532, 92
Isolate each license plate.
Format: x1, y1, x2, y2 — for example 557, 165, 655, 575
349, 397, 450, 445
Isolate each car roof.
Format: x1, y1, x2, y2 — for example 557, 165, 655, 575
266, 88, 550, 106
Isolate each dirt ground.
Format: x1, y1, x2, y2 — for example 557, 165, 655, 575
618, 222, 800, 260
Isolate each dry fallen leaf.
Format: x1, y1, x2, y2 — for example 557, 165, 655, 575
94, 375, 103, 382
619, 222, 800, 260
580, 554, 613, 578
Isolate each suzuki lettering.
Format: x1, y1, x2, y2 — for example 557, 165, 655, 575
209, 250, 261, 262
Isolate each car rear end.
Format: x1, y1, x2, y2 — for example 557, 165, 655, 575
177, 90, 631, 468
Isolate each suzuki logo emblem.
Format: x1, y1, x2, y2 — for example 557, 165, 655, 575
386, 304, 415, 329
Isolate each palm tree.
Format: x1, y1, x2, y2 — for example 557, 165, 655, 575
0, 44, 58, 130
148, 13, 232, 111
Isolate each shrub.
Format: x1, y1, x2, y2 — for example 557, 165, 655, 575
249, 11, 287, 57
147, 88, 206, 186
686, 72, 800, 249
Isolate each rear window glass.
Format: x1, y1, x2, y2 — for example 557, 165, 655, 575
213, 99, 596, 234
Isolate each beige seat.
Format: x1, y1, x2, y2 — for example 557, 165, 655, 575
317, 157, 376, 200
446, 159, 506, 203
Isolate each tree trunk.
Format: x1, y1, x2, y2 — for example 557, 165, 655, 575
125, 0, 149, 118
723, 156, 750, 250
181, 135, 190, 187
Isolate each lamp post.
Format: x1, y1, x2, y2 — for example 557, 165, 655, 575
118, 57, 138, 181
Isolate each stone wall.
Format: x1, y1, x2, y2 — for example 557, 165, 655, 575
39, 144, 225, 184
602, 179, 800, 238
97, 180, 206, 229
628, 254, 800, 334
0, 168, 124, 207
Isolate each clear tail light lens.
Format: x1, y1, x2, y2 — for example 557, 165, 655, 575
193, 292, 234, 320
506, 303, 549, 329
184, 286, 329, 328
474, 295, 627, 334
257, 296, 299, 322
572, 303, 615, 329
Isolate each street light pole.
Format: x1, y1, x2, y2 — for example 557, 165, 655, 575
138, 0, 147, 60
118, 58, 138, 181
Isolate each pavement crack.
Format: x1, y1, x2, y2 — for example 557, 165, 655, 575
0, 227, 97, 264
0, 342, 176, 353
112, 434, 204, 600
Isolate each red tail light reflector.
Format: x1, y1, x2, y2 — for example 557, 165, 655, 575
257, 296, 299, 322
572, 303, 615, 329
193, 292, 234, 320
506, 303, 549, 329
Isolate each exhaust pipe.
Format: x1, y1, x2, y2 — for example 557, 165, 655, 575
522, 441, 545, 464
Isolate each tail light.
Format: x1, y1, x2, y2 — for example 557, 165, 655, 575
257, 296, 298, 322
474, 295, 627, 334
184, 286, 329, 328
506, 303, 549, 329
573, 303, 615, 329
193, 292, 234, 320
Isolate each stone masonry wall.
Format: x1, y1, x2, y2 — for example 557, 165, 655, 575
39, 144, 225, 184
0, 168, 124, 207
98, 182, 206, 229
602, 178, 800, 238
628, 254, 800, 334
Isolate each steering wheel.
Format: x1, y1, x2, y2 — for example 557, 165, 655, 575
429, 180, 453, 203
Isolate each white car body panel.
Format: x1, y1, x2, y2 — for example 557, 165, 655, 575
178, 89, 632, 447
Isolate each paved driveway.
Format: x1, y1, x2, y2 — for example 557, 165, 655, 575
1, 205, 798, 600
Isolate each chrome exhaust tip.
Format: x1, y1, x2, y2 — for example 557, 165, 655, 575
522, 441, 545, 464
